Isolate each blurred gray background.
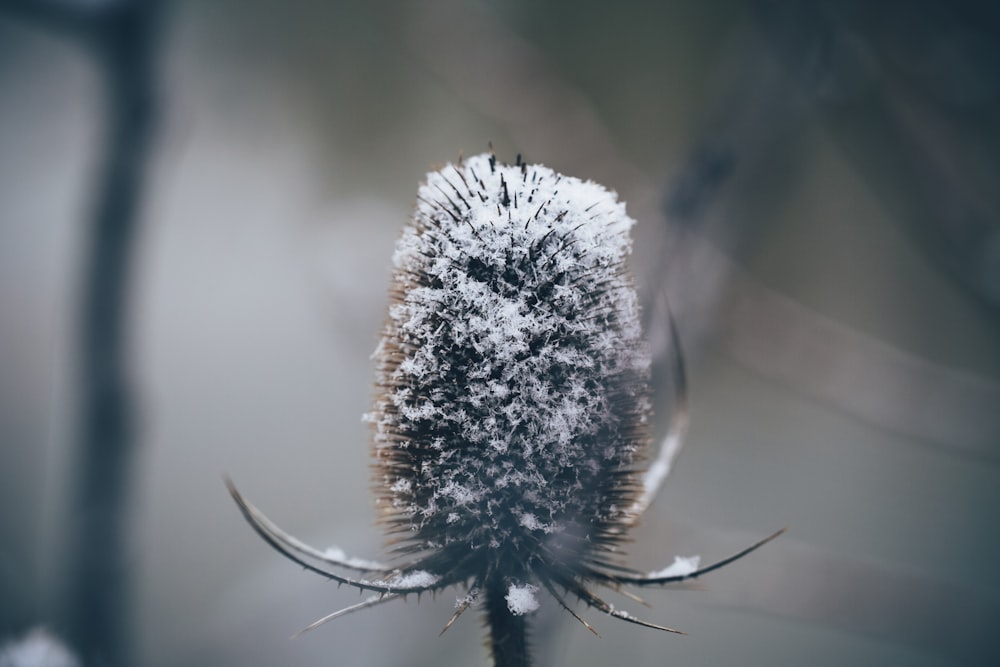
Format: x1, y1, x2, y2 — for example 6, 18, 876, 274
1, 0, 999, 665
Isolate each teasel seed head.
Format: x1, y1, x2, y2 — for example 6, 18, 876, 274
368, 152, 651, 577
226, 151, 785, 666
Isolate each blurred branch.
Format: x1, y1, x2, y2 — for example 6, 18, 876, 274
0, 1, 162, 665
752, 0, 1000, 314
724, 262, 1000, 460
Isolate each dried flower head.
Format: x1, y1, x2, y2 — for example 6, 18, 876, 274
227, 151, 782, 666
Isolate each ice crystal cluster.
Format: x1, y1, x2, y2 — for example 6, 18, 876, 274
368, 153, 650, 571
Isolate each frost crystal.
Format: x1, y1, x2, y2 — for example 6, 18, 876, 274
387, 570, 440, 589
370, 153, 651, 559
505, 583, 540, 615
647, 555, 701, 579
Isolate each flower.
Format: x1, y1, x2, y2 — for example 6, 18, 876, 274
227, 152, 783, 665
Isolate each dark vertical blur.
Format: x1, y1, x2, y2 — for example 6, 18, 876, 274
0, 1, 162, 666
63, 6, 161, 666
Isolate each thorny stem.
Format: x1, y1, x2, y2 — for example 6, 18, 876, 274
485, 577, 530, 667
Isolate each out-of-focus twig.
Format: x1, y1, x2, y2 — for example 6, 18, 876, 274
752, 0, 1000, 313
656, 0, 1000, 457
0, 1, 161, 665
724, 264, 1000, 460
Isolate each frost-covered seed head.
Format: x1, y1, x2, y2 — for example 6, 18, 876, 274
368, 153, 651, 575
226, 152, 785, 665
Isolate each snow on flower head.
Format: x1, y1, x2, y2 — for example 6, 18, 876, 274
226, 151, 784, 664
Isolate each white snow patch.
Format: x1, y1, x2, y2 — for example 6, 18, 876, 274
390, 478, 412, 494
0, 628, 81, 667
518, 513, 553, 533
505, 583, 540, 615
321, 546, 387, 571
647, 555, 701, 578
387, 570, 440, 589
610, 607, 636, 621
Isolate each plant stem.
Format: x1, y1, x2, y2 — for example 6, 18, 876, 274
485, 578, 531, 667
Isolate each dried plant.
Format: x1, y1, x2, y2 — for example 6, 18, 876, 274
227, 151, 782, 667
